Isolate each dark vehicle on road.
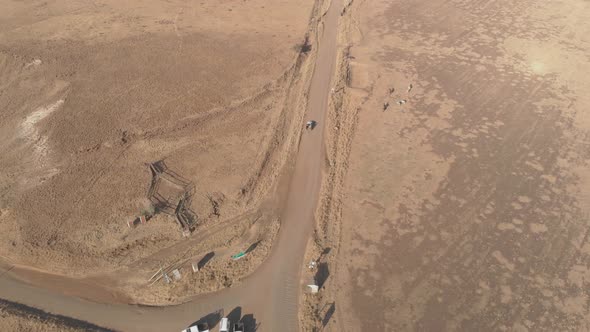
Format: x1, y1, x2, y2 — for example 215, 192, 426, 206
233, 322, 245, 332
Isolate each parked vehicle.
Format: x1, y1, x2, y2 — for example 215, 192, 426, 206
219, 318, 230, 332
233, 322, 245, 332
181, 322, 209, 332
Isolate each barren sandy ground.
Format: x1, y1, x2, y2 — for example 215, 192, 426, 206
6, 0, 590, 330
0, 0, 316, 304
0, 298, 111, 332
0, 0, 342, 329
311, 0, 590, 330
1, 314, 83, 332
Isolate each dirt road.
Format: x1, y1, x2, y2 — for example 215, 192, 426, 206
0, 0, 342, 331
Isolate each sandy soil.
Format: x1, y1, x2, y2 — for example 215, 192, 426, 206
0, 0, 316, 304
0, 0, 343, 329
309, 0, 590, 330
0, 298, 111, 332
7, 0, 590, 329
0, 313, 85, 332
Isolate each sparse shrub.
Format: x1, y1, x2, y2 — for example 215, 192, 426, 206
295, 36, 312, 54
141, 204, 156, 217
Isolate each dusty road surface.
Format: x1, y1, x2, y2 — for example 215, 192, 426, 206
0, 0, 342, 331
327, 0, 590, 330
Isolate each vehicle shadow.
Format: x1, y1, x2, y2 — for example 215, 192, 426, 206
227, 306, 242, 325
241, 313, 260, 331
315, 262, 330, 289
198, 251, 215, 270
322, 302, 336, 328
316, 247, 331, 262
188, 308, 223, 330
245, 240, 262, 254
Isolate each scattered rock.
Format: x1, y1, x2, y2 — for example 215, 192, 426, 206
25, 59, 42, 68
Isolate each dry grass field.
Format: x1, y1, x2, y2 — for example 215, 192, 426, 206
4, 0, 590, 330
321, 0, 590, 330
0, 0, 314, 303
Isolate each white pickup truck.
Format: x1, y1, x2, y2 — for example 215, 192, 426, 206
219, 318, 230, 332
